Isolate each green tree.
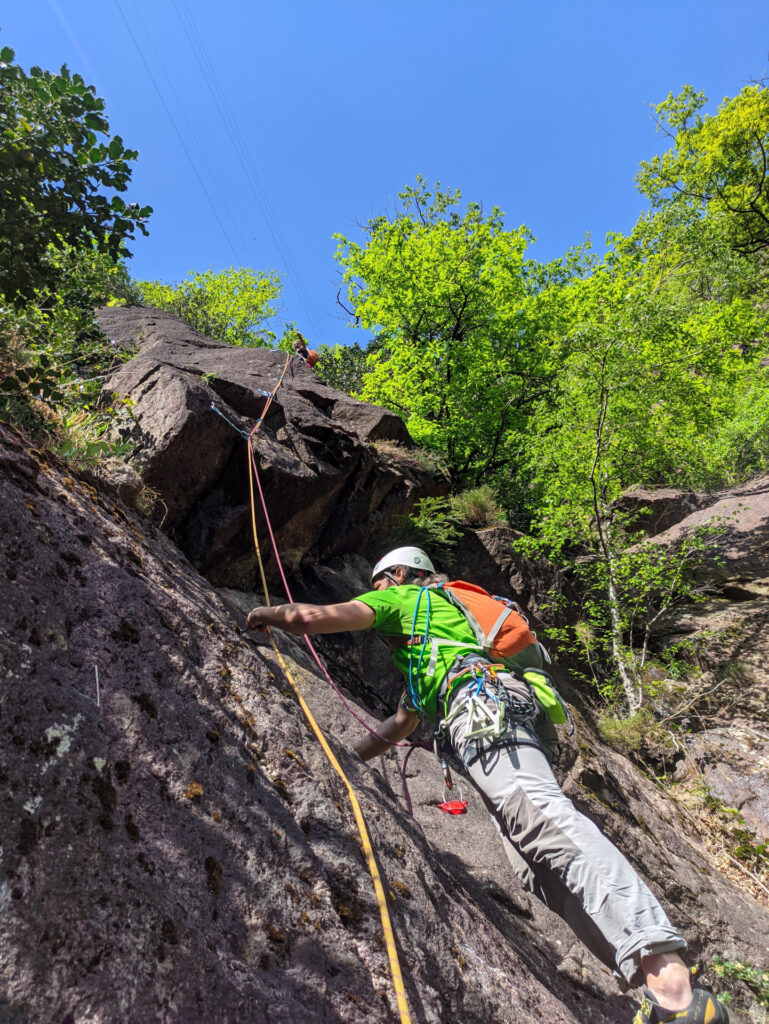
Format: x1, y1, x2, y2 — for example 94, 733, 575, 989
0, 46, 151, 302
0, 242, 139, 460
314, 338, 381, 395
137, 267, 281, 347
335, 178, 555, 485
514, 82, 769, 708
520, 237, 768, 706
702, 363, 769, 483
637, 82, 769, 258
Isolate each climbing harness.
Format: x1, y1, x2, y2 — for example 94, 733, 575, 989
433, 658, 569, 775
222, 353, 412, 1024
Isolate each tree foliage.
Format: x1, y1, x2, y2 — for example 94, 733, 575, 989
335, 178, 557, 485
637, 82, 769, 257
314, 338, 381, 394
137, 267, 281, 347
0, 46, 151, 302
0, 48, 147, 462
0, 242, 138, 460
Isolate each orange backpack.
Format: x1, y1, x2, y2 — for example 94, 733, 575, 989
434, 580, 536, 662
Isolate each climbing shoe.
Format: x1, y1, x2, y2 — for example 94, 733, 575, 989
632, 984, 729, 1023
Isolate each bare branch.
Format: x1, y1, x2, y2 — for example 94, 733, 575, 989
335, 288, 360, 325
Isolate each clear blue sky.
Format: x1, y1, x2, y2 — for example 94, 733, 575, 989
3, 1, 768, 346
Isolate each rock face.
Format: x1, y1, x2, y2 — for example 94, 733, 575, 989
2, 311, 769, 1023
614, 485, 713, 537
0, 422, 587, 1024
97, 306, 438, 588
619, 477, 769, 887
682, 727, 769, 841
648, 474, 769, 587
640, 475, 769, 718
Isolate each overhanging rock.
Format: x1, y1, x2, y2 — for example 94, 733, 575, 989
98, 306, 443, 587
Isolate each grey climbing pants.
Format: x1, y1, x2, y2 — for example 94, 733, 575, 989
443, 655, 686, 987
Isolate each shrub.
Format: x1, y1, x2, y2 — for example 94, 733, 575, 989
370, 440, 449, 477
407, 496, 462, 548
712, 956, 769, 1008
0, 245, 137, 463
596, 708, 649, 752
452, 484, 506, 527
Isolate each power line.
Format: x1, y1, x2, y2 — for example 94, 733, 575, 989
113, 0, 244, 268
125, 0, 257, 269
173, 0, 327, 344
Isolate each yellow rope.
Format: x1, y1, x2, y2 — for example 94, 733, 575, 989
246, 393, 412, 1024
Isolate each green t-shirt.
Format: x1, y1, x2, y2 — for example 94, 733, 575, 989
354, 585, 480, 722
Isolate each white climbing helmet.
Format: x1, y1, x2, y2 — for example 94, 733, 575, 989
371, 546, 435, 582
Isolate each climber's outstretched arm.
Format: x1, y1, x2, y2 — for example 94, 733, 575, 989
246, 599, 375, 635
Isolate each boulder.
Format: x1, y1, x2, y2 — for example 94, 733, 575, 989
642, 476, 769, 714
646, 474, 769, 587
681, 727, 769, 842
97, 307, 441, 587
613, 486, 712, 537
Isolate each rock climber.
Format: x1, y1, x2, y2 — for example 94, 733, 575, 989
246, 545, 730, 1024
292, 332, 319, 369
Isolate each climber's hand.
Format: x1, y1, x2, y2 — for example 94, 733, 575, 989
246, 608, 269, 631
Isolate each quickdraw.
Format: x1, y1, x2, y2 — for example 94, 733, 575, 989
439, 663, 510, 743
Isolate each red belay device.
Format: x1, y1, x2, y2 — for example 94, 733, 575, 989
438, 792, 468, 815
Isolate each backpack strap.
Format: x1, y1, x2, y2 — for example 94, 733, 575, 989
484, 604, 512, 648
432, 583, 487, 649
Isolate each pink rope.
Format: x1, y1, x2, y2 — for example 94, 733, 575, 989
247, 434, 413, 753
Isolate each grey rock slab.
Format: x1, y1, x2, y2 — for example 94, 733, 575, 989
684, 726, 769, 840
96, 306, 436, 588
645, 474, 769, 585
0, 422, 597, 1024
